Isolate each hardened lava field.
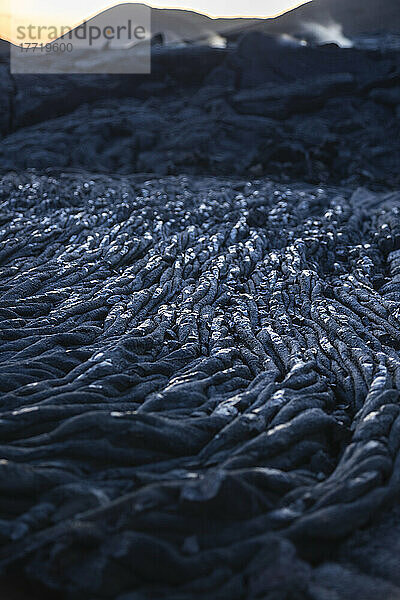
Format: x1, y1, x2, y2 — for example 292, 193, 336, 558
0, 173, 399, 599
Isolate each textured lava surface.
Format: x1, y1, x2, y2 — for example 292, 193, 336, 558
0, 173, 400, 598
1, 35, 400, 189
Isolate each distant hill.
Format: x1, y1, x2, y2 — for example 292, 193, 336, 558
5, 3, 260, 73
2, 0, 399, 57
150, 6, 260, 44
56, 3, 260, 48
0, 37, 9, 57
226, 0, 400, 39
1, 4, 260, 54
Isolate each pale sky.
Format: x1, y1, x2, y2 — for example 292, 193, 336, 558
1, 0, 310, 42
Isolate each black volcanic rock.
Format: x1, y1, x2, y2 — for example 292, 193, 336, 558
0, 33, 398, 188
7, 46, 227, 131
369, 86, 400, 106
0, 173, 399, 598
234, 32, 395, 88
0, 65, 13, 136
232, 73, 355, 118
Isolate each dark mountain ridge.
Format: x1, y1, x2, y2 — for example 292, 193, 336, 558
227, 0, 400, 39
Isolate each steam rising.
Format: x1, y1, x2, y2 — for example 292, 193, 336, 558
301, 21, 353, 48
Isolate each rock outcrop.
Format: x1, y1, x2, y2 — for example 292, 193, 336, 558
0, 34, 399, 187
